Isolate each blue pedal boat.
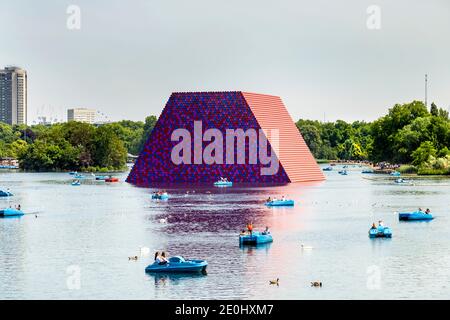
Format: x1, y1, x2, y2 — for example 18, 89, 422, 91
399, 211, 433, 221
152, 193, 169, 200
338, 170, 348, 175
213, 181, 233, 187
265, 199, 295, 207
362, 169, 374, 174
323, 166, 333, 171
390, 171, 401, 176
0, 190, 13, 197
0, 208, 24, 217
71, 181, 81, 186
369, 226, 392, 238
145, 256, 207, 273
239, 231, 273, 245
95, 175, 109, 180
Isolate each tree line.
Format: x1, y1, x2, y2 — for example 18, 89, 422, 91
296, 101, 450, 174
0, 100, 449, 174
0, 116, 157, 172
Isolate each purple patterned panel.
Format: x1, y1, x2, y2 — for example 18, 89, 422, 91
126, 92, 290, 186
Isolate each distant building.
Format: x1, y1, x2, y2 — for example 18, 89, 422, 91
36, 116, 54, 126
67, 108, 96, 124
0, 66, 28, 125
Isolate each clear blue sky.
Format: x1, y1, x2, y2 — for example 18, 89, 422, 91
1, 0, 449, 124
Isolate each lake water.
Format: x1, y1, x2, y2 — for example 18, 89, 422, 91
1, 166, 450, 300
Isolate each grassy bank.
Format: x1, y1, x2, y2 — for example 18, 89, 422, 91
398, 164, 450, 175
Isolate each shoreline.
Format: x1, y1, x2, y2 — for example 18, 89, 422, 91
319, 160, 450, 176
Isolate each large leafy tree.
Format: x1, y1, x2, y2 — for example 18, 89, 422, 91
371, 101, 429, 161
91, 126, 127, 169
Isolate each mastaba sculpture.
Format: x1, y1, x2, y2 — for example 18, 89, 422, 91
126, 91, 325, 185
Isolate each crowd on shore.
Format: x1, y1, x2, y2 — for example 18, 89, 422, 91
329, 160, 401, 170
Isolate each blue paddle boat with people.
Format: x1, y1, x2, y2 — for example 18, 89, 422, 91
265, 197, 294, 207
362, 169, 374, 174
71, 180, 81, 186
0, 207, 24, 217
152, 191, 169, 200
390, 171, 401, 177
399, 209, 433, 221
369, 221, 392, 238
74, 174, 85, 179
214, 177, 232, 187
0, 190, 13, 197
69, 171, 77, 175
323, 166, 333, 171
239, 230, 273, 245
145, 256, 208, 274
95, 175, 109, 181
338, 170, 348, 175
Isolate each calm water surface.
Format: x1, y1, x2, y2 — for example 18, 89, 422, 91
1, 166, 450, 299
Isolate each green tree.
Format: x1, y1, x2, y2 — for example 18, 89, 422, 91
105, 122, 144, 155
411, 141, 436, 166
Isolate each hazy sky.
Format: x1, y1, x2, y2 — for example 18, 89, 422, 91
1, 0, 449, 124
